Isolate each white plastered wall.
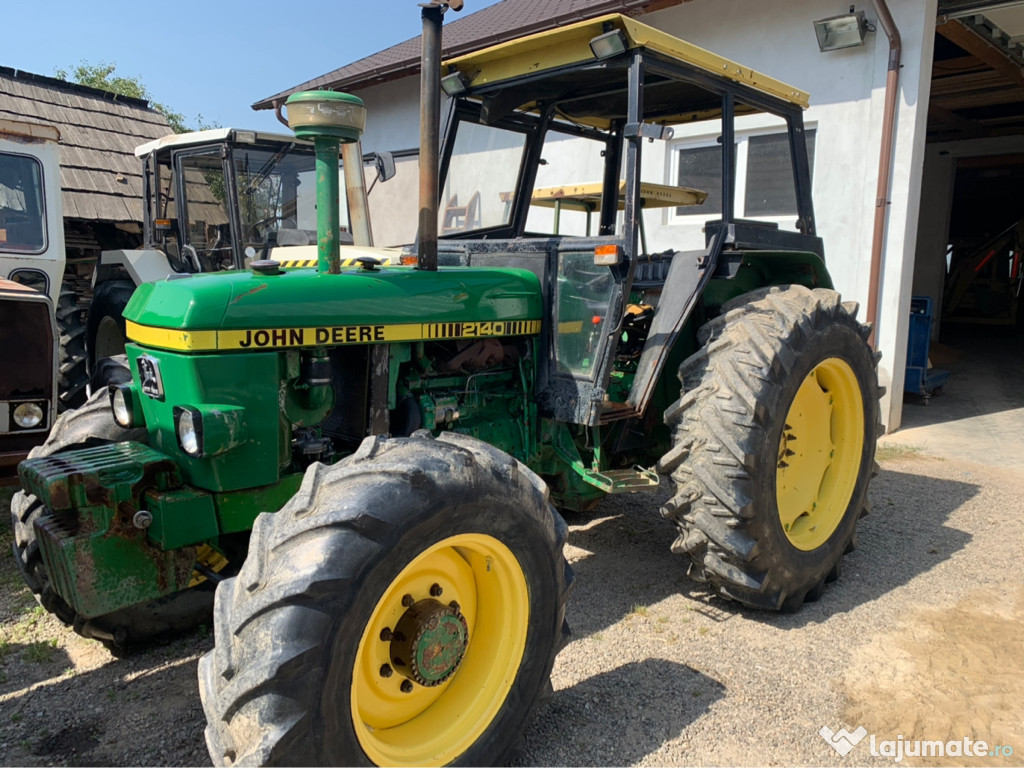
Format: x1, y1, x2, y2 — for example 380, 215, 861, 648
640, 0, 938, 432
348, 0, 939, 430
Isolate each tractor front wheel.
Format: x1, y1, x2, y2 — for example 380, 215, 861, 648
659, 285, 881, 611
199, 432, 573, 767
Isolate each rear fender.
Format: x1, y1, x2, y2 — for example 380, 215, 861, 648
94, 249, 173, 288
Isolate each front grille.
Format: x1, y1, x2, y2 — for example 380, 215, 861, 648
0, 298, 54, 401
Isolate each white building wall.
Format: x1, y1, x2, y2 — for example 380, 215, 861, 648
350, 0, 939, 430
641, 0, 937, 431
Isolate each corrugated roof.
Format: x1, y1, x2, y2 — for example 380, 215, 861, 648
0, 67, 173, 224
253, 0, 687, 110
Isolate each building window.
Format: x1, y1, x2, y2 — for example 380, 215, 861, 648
676, 144, 725, 216
673, 128, 816, 221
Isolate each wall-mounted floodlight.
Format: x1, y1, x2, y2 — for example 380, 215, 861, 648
814, 8, 870, 52
440, 71, 469, 96
590, 29, 628, 59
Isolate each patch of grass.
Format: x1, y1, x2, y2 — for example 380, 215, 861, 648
657, 615, 669, 624
21, 639, 58, 664
630, 604, 650, 617
591, 632, 604, 642
11, 712, 21, 722
876, 442, 925, 461
698, 625, 710, 637
0, 640, 11, 660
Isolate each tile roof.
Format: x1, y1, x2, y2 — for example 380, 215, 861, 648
253, 0, 685, 110
0, 67, 173, 223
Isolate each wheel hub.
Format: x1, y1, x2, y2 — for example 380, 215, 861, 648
390, 598, 469, 687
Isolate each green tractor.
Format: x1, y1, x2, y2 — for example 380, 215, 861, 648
11, 4, 880, 765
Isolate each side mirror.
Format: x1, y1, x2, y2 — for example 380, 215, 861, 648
373, 152, 396, 184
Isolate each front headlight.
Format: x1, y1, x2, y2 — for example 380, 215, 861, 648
173, 404, 246, 459
175, 407, 202, 456
12, 402, 44, 428
109, 384, 145, 429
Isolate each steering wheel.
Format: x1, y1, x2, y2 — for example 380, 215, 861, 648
247, 214, 287, 242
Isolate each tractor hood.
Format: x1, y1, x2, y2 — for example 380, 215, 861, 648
123, 265, 543, 352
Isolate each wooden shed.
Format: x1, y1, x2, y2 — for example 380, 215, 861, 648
0, 66, 172, 281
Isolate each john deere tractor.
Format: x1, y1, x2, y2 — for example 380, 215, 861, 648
11, 3, 880, 765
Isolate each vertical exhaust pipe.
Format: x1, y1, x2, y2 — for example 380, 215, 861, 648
417, 1, 463, 271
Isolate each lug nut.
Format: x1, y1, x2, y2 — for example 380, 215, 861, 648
449, 600, 460, 611
380, 627, 393, 642
379, 664, 393, 678
402, 594, 415, 607
400, 680, 414, 693
429, 583, 443, 597
132, 511, 153, 529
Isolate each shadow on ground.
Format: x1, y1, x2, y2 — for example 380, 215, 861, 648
564, 464, 981, 637
513, 659, 722, 767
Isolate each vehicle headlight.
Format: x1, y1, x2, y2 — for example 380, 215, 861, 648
173, 405, 246, 459
12, 402, 44, 428
109, 384, 145, 429
174, 407, 202, 456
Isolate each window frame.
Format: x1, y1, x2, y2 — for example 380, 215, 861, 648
667, 117, 817, 229
0, 151, 48, 255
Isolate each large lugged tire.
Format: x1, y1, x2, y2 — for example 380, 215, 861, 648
199, 432, 573, 767
86, 279, 136, 374
659, 285, 882, 611
56, 288, 89, 411
9, 388, 215, 653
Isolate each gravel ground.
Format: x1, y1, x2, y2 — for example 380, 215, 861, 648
1, 447, 1022, 767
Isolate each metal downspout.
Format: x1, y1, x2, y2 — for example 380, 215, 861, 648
867, 0, 902, 348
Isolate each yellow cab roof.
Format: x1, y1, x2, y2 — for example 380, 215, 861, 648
444, 14, 809, 128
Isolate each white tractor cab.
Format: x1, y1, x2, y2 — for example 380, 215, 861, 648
0, 119, 63, 476
89, 128, 399, 368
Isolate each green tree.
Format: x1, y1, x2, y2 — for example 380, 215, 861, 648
55, 61, 198, 133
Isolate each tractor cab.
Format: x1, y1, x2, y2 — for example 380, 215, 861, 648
434, 14, 824, 425
135, 129, 394, 274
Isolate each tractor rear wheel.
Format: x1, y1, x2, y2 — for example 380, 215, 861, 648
659, 285, 881, 611
9, 387, 219, 653
199, 432, 572, 767
55, 288, 88, 411
86, 279, 135, 373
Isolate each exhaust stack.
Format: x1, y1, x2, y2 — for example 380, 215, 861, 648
417, 1, 463, 271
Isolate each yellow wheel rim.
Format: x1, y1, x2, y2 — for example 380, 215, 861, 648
352, 533, 529, 766
776, 357, 864, 551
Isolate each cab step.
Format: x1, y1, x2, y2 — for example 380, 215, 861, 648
580, 465, 660, 493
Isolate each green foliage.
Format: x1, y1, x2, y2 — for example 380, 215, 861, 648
55, 61, 217, 134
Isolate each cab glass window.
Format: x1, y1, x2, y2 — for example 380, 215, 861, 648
0, 153, 46, 252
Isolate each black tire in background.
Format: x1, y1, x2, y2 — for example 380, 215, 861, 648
199, 432, 573, 767
9, 387, 217, 653
89, 353, 132, 393
55, 288, 89, 411
659, 285, 882, 611
86, 279, 136, 376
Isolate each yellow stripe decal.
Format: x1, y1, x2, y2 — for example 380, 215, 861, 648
127, 319, 542, 352
125, 321, 217, 351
